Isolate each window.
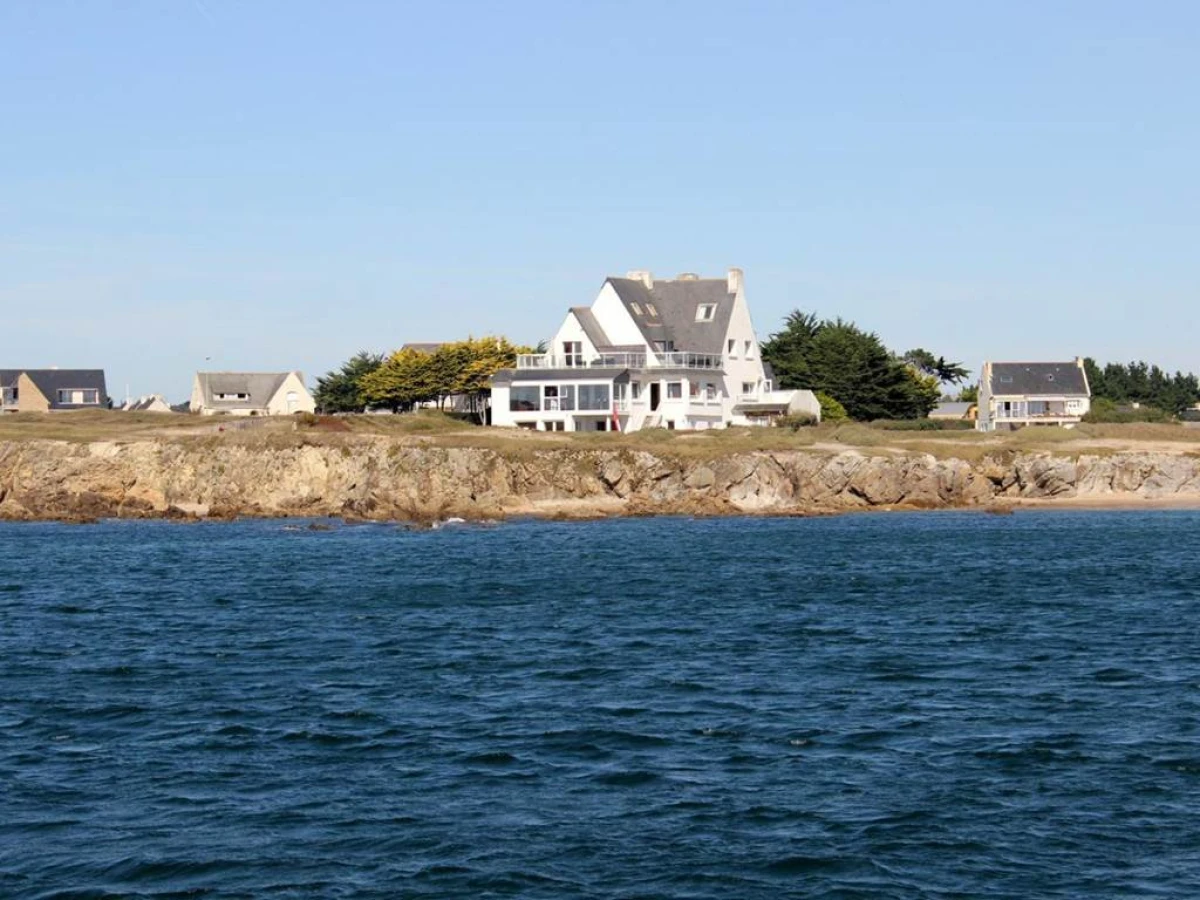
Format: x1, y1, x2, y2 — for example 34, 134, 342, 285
510, 387, 539, 411
630, 302, 643, 315
543, 385, 560, 411
578, 384, 610, 410
630, 382, 641, 400
704, 382, 718, 401
214, 392, 249, 401
763, 380, 773, 393
666, 420, 675, 430
689, 381, 701, 398
744, 340, 753, 358
742, 382, 756, 397
559, 385, 575, 411
563, 341, 583, 367
999, 375, 1013, 384
696, 304, 716, 322
645, 302, 658, 318
544, 421, 565, 432
654, 340, 675, 353
727, 339, 736, 358
57, 388, 100, 405
667, 382, 682, 400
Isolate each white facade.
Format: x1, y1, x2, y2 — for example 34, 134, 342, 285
491, 269, 819, 432
976, 359, 1091, 432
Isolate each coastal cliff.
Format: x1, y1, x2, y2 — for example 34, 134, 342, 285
2, 439, 1200, 522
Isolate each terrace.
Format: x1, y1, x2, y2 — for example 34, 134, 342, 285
516, 351, 724, 371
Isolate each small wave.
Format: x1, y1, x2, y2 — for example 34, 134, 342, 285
464, 750, 518, 765
0, 583, 22, 593
764, 855, 853, 874
593, 769, 661, 787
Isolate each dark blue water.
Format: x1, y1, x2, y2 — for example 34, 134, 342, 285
2, 512, 1199, 898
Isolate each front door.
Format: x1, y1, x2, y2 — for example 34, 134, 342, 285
650, 383, 661, 411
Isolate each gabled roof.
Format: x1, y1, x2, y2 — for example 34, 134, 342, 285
1, 369, 108, 408
569, 307, 613, 350
124, 394, 171, 412
195, 371, 296, 407
988, 362, 1089, 396
605, 277, 735, 355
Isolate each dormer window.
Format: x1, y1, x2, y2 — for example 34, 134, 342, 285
645, 302, 658, 318
1046, 374, 1055, 382
696, 303, 716, 322
630, 302, 643, 315
998, 375, 1013, 384
215, 392, 249, 401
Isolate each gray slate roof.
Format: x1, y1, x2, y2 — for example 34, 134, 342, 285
569, 307, 613, 350
930, 401, 973, 418
400, 342, 446, 354
0, 369, 108, 409
988, 362, 1089, 396
606, 277, 735, 355
195, 372, 293, 408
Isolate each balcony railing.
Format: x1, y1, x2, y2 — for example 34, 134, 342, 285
994, 407, 1080, 419
517, 352, 724, 371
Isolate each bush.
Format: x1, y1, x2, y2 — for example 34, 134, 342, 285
1082, 398, 1171, 424
776, 413, 819, 431
816, 392, 848, 422
870, 419, 975, 431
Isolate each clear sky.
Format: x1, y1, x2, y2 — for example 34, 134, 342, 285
3, 1, 1198, 401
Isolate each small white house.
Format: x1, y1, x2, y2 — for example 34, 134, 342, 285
122, 394, 174, 413
976, 359, 1091, 432
190, 371, 315, 416
490, 268, 819, 432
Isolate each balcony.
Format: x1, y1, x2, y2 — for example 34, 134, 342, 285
516, 352, 724, 371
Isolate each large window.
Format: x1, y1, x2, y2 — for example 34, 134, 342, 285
510, 387, 539, 411
578, 385, 610, 410
57, 389, 100, 405
543, 385, 575, 411
562, 342, 583, 367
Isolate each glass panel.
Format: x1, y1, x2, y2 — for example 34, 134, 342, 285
578, 385, 610, 410
510, 387, 539, 411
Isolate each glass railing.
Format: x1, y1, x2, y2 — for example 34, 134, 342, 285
516, 352, 724, 370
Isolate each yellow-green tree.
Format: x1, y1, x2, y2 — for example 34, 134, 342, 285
357, 336, 529, 419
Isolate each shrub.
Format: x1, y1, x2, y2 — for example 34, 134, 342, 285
776, 413, 818, 431
869, 419, 975, 431
816, 392, 848, 422
1082, 398, 1171, 424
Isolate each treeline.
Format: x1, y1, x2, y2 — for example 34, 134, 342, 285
315, 337, 530, 419
1083, 359, 1200, 417
761, 311, 968, 420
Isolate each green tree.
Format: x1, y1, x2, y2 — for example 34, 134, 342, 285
359, 347, 439, 412
314, 351, 384, 413
762, 313, 939, 419
903, 348, 970, 384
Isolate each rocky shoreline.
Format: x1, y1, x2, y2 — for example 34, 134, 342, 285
3, 439, 1200, 524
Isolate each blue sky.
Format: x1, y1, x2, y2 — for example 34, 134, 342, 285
2, 1, 1198, 401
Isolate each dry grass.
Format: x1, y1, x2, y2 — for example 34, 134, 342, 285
2, 411, 1197, 461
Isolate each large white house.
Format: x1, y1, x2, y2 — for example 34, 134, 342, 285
976, 359, 1091, 431
190, 371, 315, 416
491, 268, 819, 431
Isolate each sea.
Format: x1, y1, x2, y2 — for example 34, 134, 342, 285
1, 511, 1199, 899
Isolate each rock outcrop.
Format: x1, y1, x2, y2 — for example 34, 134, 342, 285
1, 439, 1199, 522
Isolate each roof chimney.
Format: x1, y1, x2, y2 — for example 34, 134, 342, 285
677, 272, 699, 280
626, 270, 654, 289
727, 267, 743, 294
